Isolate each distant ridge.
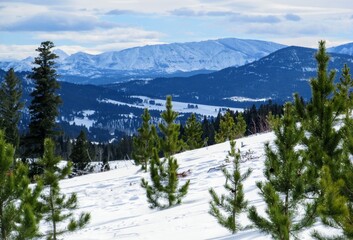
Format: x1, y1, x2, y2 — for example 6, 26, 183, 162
0, 38, 285, 84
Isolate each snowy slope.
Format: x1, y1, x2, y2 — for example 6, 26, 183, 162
0, 38, 285, 83
55, 132, 337, 240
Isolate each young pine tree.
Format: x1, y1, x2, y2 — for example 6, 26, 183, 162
248, 103, 314, 240
183, 113, 205, 150
39, 139, 90, 240
312, 65, 353, 240
159, 95, 182, 157
141, 148, 190, 209
27, 41, 62, 158
0, 131, 42, 240
132, 108, 158, 171
0, 68, 24, 152
215, 111, 236, 143
70, 130, 91, 173
209, 140, 252, 233
294, 41, 353, 239
141, 96, 190, 209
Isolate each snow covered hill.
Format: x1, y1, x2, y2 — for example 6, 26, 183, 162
58, 132, 336, 240
0, 38, 285, 84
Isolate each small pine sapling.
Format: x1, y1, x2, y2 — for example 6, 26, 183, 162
209, 140, 252, 233
39, 138, 90, 240
141, 148, 190, 209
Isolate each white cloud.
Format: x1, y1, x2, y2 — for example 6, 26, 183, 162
0, 44, 37, 60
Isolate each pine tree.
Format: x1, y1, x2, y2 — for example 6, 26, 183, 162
27, 41, 62, 158
0, 68, 24, 152
141, 96, 189, 209
235, 113, 246, 138
248, 103, 313, 240
70, 130, 91, 173
183, 113, 205, 150
141, 148, 190, 209
0, 131, 42, 240
132, 108, 158, 171
209, 140, 251, 233
159, 96, 181, 157
215, 111, 236, 143
39, 138, 90, 240
294, 41, 343, 191
294, 41, 353, 239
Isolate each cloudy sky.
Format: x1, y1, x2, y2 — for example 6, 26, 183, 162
0, 0, 353, 60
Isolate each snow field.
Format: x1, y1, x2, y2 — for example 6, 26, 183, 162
56, 132, 337, 239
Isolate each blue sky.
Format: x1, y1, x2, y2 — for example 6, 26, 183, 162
0, 0, 353, 60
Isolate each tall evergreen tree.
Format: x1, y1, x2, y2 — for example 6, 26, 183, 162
209, 140, 251, 233
183, 113, 204, 150
159, 96, 182, 157
27, 41, 62, 158
70, 130, 91, 173
248, 103, 313, 240
0, 68, 24, 152
39, 139, 90, 240
132, 108, 158, 171
235, 113, 246, 138
0, 131, 42, 240
141, 149, 190, 209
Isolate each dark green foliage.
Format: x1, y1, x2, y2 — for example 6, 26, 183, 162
248, 103, 313, 240
159, 96, 182, 157
209, 140, 251, 233
215, 111, 246, 143
27, 41, 62, 158
215, 111, 236, 143
141, 149, 190, 209
132, 108, 158, 171
183, 113, 205, 150
0, 131, 42, 240
141, 96, 189, 209
293, 41, 353, 239
0, 68, 24, 152
70, 130, 91, 172
39, 138, 90, 240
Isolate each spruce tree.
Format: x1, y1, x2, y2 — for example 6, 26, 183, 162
70, 130, 91, 173
141, 148, 190, 209
0, 68, 24, 152
159, 95, 181, 157
209, 140, 251, 233
27, 41, 62, 158
132, 108, 158, 171
39, 138, 90, 240
248, 103, 313, 240
183, 113, 204, 150
0, 131, 42, 240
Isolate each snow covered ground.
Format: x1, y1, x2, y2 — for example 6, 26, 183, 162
99, 96, 243, 117
56, 132, 336, 240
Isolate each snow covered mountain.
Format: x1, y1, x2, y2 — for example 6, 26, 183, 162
328, 42, 353, 56
113, 46, 353, 106
0, 38, 285, 84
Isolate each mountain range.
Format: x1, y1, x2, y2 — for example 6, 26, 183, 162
0, 38, 285, 84
2, 38, 353, 141
111, 46, 353, 106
